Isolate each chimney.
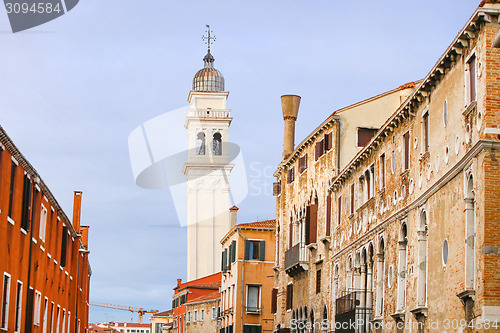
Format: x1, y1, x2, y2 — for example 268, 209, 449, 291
80, 225, 89, 250
281, 95, 301, 160
72, 191, 83, 232
230, 206, 239, 228
177, 279, 182, 287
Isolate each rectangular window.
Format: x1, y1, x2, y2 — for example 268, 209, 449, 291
201, 309, 204, 321
187, 311, 190, 322
324, 133, 332, 151
50, 302, 54, 333
56, 306, 60, 333
14, 281, 22, 333
326, 195, 331, 236
316, 269, 321, 294
315, 139, 325, 161
42, 298, 48, 333
286, 284, 293, 310
467, 54, 476, 103
357, 128, 378, 147
403, 132, 410, 170
423, 112, 429, 153
245, 240, 265, 261
34, 290, 42, 326
61, 309, 65, 333
286, 167, 295, 183
305, 204, 317, 245
61, 226, 68, 267
193, 310, 197, 322
337, 196, 342, 226
21, 174, 32, 231
212, 307, 215, 320
271, 288, 278, 314
66, 311, 70, 333
298, 154, 307, 173
39, 205, 48, 242
8, 161, 17, 219
1, 273, 11, 330
350, 184, 355, 215
243, 325, 262, 333
380, 154, 386, 189
246, 285, 260, 313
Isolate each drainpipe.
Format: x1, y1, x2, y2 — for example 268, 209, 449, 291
237, 229, 246, 333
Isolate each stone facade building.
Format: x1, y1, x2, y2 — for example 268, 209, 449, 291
185, 292, 219, 333
273, 2, 500, 333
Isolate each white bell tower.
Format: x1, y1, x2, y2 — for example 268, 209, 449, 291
183, 26, 233, 280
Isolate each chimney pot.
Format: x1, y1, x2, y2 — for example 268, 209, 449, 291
229, 206, 239, 228
281, 95, 301, 160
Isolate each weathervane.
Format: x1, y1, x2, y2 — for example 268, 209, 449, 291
202, 25, 216, 52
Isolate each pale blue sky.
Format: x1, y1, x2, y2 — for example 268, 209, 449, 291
0, 0, 479, 323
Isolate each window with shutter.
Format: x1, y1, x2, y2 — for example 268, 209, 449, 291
286, 284, 293, 310
231, 240, 236, 263
271, 288, 278, 314
309, 204, 318, 244
350, 184, 355, 215
326, 195, 331, 236
403, 131, 410, 170
337, 196, 342, 226
21, 174, 32, 231
357, 128, 378, 147
61, 226, 68, 267
305, 206, 311, 244
259, 241, 265, 261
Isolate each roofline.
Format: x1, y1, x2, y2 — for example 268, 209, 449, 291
330, 6, 498, 191
274, 82, 419, 175
220, 221, 275, 245
0, 126, 85, 247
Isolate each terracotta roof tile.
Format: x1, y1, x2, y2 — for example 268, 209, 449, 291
153, 309, 173, 317
186, 281, 221, 290
237, 219, 276, 228
186, 291, 220, 304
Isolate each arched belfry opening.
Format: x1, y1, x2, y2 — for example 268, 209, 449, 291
213, 132, 222, 155
196, 132, 205, 155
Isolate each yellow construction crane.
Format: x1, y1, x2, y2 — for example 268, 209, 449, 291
89, 302, 159, 324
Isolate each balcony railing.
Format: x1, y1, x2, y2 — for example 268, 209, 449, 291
335, 290, 373, 333
284, 242, 308, 277
188, 108, 231, 119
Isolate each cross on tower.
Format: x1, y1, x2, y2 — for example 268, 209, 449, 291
202, 25, 216, 51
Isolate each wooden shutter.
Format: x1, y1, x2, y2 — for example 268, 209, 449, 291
245, 240, 251, 260
21, 175, 32, 231
350, 184, 355, 215
315, 142, 321, 161
61, 227, 68, 267
357, 128, 377, 147
271, 288, 278, 314
286, 284, 293, 310
222, 249, 227, 271
305, 206, 311, 245
328, 132, 333, 151
231, 240, 236, 263
259, 241, 266, 261
338, 196, 342, 225
403, 132, 410, 170
273, 182, 279, 196
326, 195, 331, 236
309, 204, 318, 244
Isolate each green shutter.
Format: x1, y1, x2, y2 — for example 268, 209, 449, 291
245, 240, 251, 260
231, 240, 236, 263
228, 243, 233, 265
259, 241, 265, 261
222, 249, 228, 271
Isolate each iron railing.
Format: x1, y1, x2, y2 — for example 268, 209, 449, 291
284, 242, 308, 272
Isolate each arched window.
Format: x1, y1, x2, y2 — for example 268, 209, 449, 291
397, 224, 407, 312
417, 211, 428, 307
375, 238, 385, 317
322, 305, 328, 332
196, 132, 205, 155
464, 176, 475, 290
213, 132, 222, 155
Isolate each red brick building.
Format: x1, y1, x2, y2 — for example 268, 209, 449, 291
0, 126, 91, 333
171, 273, 220, 333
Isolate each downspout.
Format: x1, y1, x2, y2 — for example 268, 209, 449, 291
237, 229, 246, 333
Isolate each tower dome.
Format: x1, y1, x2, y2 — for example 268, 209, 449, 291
192, 50, 225, 92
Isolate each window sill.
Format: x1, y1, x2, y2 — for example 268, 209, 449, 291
20, 228, 27, 235
400, 169, 410, 178
456, 289, 475, 302
7, 217, 15, 225
419, 151, 429, 161
32, 237, 37, 244
306, 243, 317, 251
390, 312, 405, 322
356, 196, 375, 213
319, 236, 330, 245
410, 307, 428, 318
462, 100, 477, 117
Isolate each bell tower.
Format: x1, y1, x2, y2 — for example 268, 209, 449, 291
183, 26, 233, 280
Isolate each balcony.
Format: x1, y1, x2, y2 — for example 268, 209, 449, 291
335, 290, 373, 333
284, 242, 308, 277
